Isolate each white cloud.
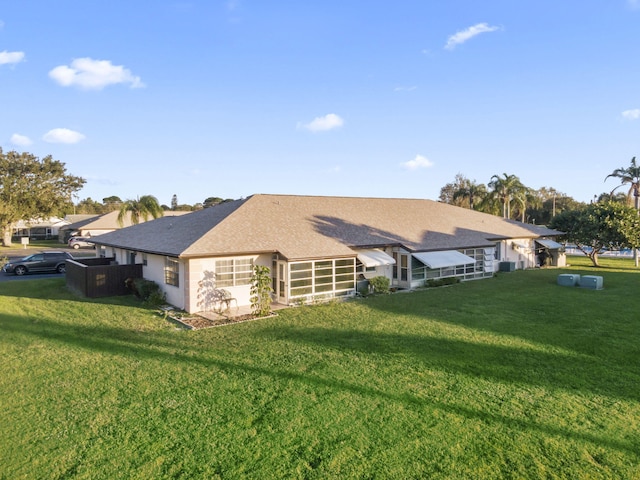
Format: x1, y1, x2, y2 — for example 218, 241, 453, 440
298, 113, 344, 132
445, 23, 500, 50
622, 109, 640, 120
10, 133, 32, 146
42, 128, 86, 144
49, 57, 145, 90
394, 85, 417, 92
0, 50, 25, 65
402, 154, 434, 170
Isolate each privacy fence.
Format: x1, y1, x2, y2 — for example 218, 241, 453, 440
66, 257, 142, 298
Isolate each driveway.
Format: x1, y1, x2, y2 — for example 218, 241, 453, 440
0, 271, 65, 282
0, 245, 95, 282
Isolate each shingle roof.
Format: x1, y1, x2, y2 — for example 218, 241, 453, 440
92, 194, 562, 260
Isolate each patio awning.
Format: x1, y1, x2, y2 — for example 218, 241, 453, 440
413, 250, 476, 269
356, 249, 396, 267
536, 239, 563, 249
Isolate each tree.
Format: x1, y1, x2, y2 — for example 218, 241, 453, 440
439, 174, 484, 208
605, 157, 640, 265
76, 197, 105, 214
550, 202, 640, 267
487, 173, 526, 219
102, 196, 123, 211
604, 157, 640, 208
595, 192, 627, 204
527, 188, 583, 225
452, 180, 487, 210
0, 149, 85, 246
117, 195, 164, 226
203, 196, 234, 208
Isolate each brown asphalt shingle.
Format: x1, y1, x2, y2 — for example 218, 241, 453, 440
93, 194, 562, 260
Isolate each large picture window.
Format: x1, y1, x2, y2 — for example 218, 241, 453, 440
165, 257, 180, 286
215, 258, 254, 287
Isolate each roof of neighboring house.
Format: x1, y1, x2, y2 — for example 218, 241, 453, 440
92, 194, 562, 261
64, 214, 100, 223
15, 216, 66, 228
62, 210, 187, 232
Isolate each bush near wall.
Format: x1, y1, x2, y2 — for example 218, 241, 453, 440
425, 277, 460, 288
369, 276, 390, 294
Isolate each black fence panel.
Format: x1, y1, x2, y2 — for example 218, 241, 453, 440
66, 258, 143, 298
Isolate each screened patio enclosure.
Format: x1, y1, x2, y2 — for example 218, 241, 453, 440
411, 248, 496, 285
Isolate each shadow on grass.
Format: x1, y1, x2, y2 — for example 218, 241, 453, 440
260, 325, 640, 402
0, 277, 146, 308
1, 314, 638, 456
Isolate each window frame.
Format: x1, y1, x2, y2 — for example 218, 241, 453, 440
164, 257, 180, 287
214, 257, 254, 287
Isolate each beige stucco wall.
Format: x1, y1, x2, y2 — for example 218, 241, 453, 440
183, 253, 272, 313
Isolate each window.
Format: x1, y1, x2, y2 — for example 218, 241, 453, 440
142, 253, 148, 266
215, 258, 254, 287
400, 255, 408, 281
288, 258, 355, 300
165, 257, 180, 286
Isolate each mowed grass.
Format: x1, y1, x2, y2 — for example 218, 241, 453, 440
1, 256, 639, 479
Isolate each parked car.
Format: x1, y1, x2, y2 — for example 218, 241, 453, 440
68, 236, 95, 249
2, 251, 74, 275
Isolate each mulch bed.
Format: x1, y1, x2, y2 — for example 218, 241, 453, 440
161, 308, 276, 330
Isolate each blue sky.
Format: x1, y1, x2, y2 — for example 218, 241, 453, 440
2, 1, 640, 207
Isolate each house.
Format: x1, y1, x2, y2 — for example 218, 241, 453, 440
59, 210, 188, 243
90, 194, 564, 313
12, 216, 71, 241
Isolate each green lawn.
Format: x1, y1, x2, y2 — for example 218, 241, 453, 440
1, 256, 639, 479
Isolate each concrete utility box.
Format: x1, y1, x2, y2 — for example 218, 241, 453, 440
499, 261, 516, 272
557, 274, 580, 287
579, 275, 603, 290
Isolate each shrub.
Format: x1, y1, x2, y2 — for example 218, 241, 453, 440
250, 265, 273, 317
369, 276, 390, 294
425, 277, 460, 288
145, 289, 167, 307
132, 278, 165, 305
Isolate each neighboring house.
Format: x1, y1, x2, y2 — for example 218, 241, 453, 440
56, 214, 100, 242
91, 194, 564, 314
13, 217, 69, 240
59, 210, 187, 243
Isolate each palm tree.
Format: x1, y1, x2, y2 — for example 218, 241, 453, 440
605, 157, 640, 209
605, 157, 640, 266
512, 187, 535, 223
452, 181, 487, 210
488, 173, 525, 219
117, 195, 164, 226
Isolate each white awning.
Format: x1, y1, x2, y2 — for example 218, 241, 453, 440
413, 250, 476, 269
536, 239, 563, 249
356, 249, 396, 267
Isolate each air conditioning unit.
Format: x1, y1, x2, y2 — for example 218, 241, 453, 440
557, 274, 580, 287
579, 275, 603, 290
499, 261, 515, 272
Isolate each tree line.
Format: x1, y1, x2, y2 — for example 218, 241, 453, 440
438, 173, 584, 225
73, 194, 236, 215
